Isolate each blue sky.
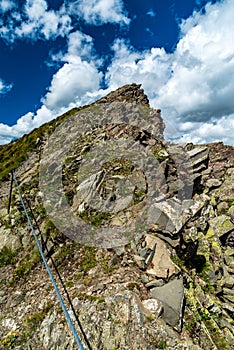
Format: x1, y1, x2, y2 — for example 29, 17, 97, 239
0, 0, 233, 145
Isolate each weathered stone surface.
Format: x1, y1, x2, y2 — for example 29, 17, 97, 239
228, 205, 234, 220
149, 194, 209, 236
144, 234, 180, 279
213, 167, 234, 201
0, 227, 21, 250
145, 279, 165, 289
97, 83, 150, 106
209, 215, 234, 238
187, 146, 209, 175
149, 199, 183, 233
133, 254, 145, 269
206, 178, 222, 188
222, 275, 234, 289
224, 247, 234, 267
142, 298, 163, 318
150, 278, 184, 329
0, 85, 234, 350
75, 170, 105, 204
217, 201, 229, 214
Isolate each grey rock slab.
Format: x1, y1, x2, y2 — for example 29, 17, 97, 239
145, 279, 165, 289
76, 170, 105, 203
222, 275, 234, 289
154, 231, 180, 248
228, 205, 234, 220
213, 168, 234, 201
133, 255, 146, 269
149, 194, 209, 236
149, 199, 183, 234
141, 274, 150, 284
209, 215, 234, 237
0, 227, 21, 251
206, 178, 222, 188
223, 294, 234, 304
223, 287, 234, 296
224, 247, 234, 267
187, 146, 209, 171
144, 235, 179, 279
168, 179, 185, 193
150, 278, 184, 329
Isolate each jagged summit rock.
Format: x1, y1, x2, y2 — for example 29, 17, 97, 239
96, 83, 150, 106
0, 84, 234, 349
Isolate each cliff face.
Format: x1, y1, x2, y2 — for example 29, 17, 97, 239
0, 84, 234, 349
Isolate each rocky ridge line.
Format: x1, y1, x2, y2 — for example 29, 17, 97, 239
0, 84, 233, 349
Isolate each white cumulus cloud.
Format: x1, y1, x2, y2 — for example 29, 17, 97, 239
105, 39, 172, 98
0, 0, 15, 12
1, 0, 234, 146
104, 0, 234, 145
67, 0, 130, 25
0, 31, 103, 143
0, 0, 130, 42
0, 0, 72, 42
43, 31, 103, 110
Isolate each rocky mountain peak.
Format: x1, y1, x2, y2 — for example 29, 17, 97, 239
96, 83, 150, 106
0, 85, 233, 349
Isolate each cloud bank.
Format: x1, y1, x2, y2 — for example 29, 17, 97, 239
67, 0, 130, 26
0, 0, 234, 146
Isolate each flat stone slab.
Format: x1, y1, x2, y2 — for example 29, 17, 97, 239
144, 234, 179, 279
209, 215, 234, 238
150, 278, 184, 329
148, 194, 210, 236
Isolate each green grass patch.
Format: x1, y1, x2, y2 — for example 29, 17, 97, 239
0, 247, 19, 267
14, 249, 41, 277
80, 209, 112, 227
80, 246, 97, 273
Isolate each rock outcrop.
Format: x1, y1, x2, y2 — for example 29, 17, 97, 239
0, 84, 233, 349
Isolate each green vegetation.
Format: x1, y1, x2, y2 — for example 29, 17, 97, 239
146, 314, 154, 322
0, 106, 81, 183
20, 174, 39, 194
44, 218, 59, 239
64, 188, 76, 205
14, 211, 27, 225
158, 340, 167, 349
133, 188, 147, 204
54, 243, 77, 265
139, 105, 150, 119
14, 249, 41, 277
79, 294, 105, 303
1, 302, 53, 348
198, 263, 215, 293
65, 281, 74, 288
0, 247, 19, 267
152, 147, 169, 162
80, 209, 112, 227
127, 282, 141, 291
102, 157, 134, 176
80, 246, 97, 273
170, 254, 185, 267
226, 198, 234, 207
1, 331, 20, 348
25, 302, 53, 329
